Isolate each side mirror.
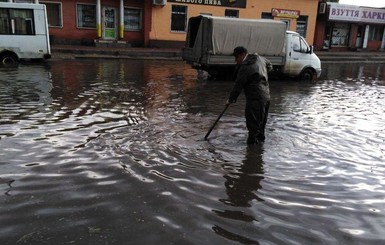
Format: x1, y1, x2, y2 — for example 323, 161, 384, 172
309, 46, 314, 54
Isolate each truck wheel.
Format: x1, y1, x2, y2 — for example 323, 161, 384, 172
1, 53, 18, 67
300, 68, 315, 82
208, 67, 234, 81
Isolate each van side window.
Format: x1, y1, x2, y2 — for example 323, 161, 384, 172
0, 8, 35, 35
292, 36, 301, 52
293, 36, 309, 53
299, 37, 309, 53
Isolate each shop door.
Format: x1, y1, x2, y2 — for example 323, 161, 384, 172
102, 7, 117, 40
356, 26, 364, 48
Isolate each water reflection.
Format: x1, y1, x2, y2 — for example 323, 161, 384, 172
320, 63, 385, 85
213, 145, 265, 244
220, 145, 265, 207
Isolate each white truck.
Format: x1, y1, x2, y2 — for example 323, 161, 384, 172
182, 15, 322, 81
0, 2, 51, 66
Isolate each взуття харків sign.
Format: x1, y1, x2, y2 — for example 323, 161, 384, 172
329, 3, 385, 24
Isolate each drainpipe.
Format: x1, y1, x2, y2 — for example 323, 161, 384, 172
120, 0, 124, 39
96, 0, 101, 38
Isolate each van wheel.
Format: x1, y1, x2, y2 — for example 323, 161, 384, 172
300, 68, 315, 82
1, 53, 18, 67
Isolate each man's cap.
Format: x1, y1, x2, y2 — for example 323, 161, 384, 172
233, 46, 248, 56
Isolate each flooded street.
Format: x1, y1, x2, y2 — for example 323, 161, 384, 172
0, 59, 384, 244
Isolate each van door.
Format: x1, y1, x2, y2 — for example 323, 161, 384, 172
287, 34, 311, 76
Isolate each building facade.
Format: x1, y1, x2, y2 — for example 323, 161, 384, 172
2, 0, 152, 46
314, 2, 385, 51
2, 0, 320, 48
150, 0, 319, 48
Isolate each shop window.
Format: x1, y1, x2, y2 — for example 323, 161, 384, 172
225, 9, 239, 18
124, 8, 142, 31
369, 26, 384, 41
171, 5, 187, 32
77, 4, 96, 29
261, 12, 273, 19
331, 23, 349, 46
0, 8, 34, 35
41, 2, 62, 27
296, 15, 307, 38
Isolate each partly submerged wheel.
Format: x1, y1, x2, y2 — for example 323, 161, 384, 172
299, 68, 315, 82
207, 66, 235, 81
0, 53, 19, 67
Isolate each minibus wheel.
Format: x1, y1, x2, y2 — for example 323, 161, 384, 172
1, 53, 19, 67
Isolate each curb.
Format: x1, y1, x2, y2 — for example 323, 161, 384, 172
50, 46, 385, 63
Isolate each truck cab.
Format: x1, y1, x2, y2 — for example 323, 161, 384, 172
285, 31, 322, 80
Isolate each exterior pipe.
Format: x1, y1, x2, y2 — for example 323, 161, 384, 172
120, 0, 124, 39
96, 0, 101, 38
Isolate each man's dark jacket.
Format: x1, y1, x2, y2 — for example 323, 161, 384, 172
229, 54, 271, 103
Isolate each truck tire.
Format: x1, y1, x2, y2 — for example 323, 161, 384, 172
300, 68, 315, 82
208, 67, 234, 81
0, 53, 19, 67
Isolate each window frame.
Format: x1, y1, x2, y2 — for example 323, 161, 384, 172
296, 15, 308, 38
124, 7, 143, 31
76, 3, 96, 29
170, 4, 187, 33
224, 9, 239, 18
369, 25, 384, 41
40, 1, 62, 28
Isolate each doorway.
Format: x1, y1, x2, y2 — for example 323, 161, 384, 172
102, 7, 117, 40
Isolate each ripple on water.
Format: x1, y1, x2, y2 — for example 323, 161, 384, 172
1, 62, 385, 244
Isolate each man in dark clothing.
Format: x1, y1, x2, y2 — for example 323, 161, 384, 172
227, 46, 271, 144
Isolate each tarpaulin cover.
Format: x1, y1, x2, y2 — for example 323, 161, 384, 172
193, 15, 286, 56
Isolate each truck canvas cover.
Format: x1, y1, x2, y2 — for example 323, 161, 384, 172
190, 15, 286, 57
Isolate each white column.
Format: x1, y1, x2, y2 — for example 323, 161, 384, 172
381, 26, 385, 50
96, 0, 101, 38
363, 24, 369, 49
120, 0, 124, 39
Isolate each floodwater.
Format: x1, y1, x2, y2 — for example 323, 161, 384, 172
0, 59, 384, 245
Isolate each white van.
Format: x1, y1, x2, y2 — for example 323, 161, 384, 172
182, 15, 322, 81
0, 2, 51, 66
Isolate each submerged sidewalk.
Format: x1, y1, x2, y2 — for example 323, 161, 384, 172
50, 44, 385, 63
50, 44, 182, 60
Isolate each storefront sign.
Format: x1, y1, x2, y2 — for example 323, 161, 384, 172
167, 0, 246, 8
271, 8, 300, 19
329, 3, 385, 24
